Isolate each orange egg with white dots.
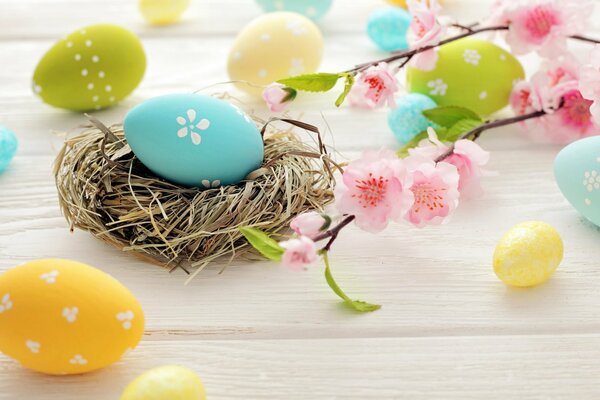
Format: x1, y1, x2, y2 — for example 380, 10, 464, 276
0, 259, 144, 375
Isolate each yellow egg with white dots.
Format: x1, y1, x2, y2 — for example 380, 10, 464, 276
227, 12, 323, 96
0, 259, 144, 375
139, 0, 191, 25
121, 365, 206, 400
493, 221, 563, 287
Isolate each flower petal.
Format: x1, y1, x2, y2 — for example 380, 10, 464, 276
177, 127, 188, 138
191, 132, 201, 145
196, 118, 210, 130
187, 109, 196, 123
201, 180, 211, 188
176, 116, 186, 125
211, 180, 221, 188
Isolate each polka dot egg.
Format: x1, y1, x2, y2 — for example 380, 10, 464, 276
493, 222, 563, 287
33, 24, 146, 111
139, 0, 191, 25
124, 93, 264, 188
367, 7, 411, 52
0, 126, 18, 174
0, 259, 144, 375
388, 93, 438, 144
121, 365, 206, 400
228, 12, 323, 96
406, 38, 525, 116
255, 0, 333, 20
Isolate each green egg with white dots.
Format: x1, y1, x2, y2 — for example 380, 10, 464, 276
32, 24, 146, 111
406, 38, 525, 116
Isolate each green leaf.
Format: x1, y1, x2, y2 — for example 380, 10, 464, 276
335, 73, 355, 107
239, 227, 284, 261
423, 106, 482, 128
446, 118, 482, 142
396, 128, 448, 158
323, 252, 381, 313
277, 73, 341, 93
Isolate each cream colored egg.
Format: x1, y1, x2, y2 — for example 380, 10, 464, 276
0, 259, 144, 375
139, 0, 191, 25
227, 11, 323, 96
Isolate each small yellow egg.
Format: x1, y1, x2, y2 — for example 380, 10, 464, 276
139, 0, 191, 26
493, 221, 563, 287
385, 0, 443, 8
121, 365, 206, 400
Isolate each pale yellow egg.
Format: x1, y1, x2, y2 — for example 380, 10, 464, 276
385, 0, 443, 8
139, 0, 191, 26
0, 259, 144, 375
493, 221, 564, 287
227, 11, 323, 96
121, 365, 206, 400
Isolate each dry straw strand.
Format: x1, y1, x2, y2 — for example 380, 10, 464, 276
54, 118, 335, 272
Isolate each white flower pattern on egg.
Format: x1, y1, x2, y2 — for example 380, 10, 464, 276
116, 310, 134, 330
176, 109, 210, 146
0, 293, 13, 313
62, 307, 79, 323
201, 180, 221, 189
26, 340, 41, 354
583, 170, 600, 192
40, 270, 59, 284
428, 79, 448, 96
69, 354, 88, 365
463, 49, 481, 66
287, 19, 307, 36
289, 58, 305, 75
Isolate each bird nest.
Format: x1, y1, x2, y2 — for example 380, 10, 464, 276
54, 116, 336, 273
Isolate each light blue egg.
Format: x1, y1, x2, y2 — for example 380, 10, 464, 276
124, 94, 264, 188
388, 93, 438, 144
555, 136, 600, 227
255, 0, 333, 20
0, 127, 18, 174
367, 7, 411, 52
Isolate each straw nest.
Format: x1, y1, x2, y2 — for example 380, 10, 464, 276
54, 117, 336, 273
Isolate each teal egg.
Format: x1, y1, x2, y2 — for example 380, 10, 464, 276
554, 136, 600, 227
367, 7, 411, 52
388, 93, 438, 144
0, 127, 18, 173
124, 94, 264, 188
255, 0, 333, 20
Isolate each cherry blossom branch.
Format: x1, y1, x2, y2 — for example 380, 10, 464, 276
313, 215, 356, 252
346, 26, 509, 74
570, 35, 600, 45
434, 109, 548, 163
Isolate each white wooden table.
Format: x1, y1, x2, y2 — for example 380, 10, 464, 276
1, 1, 600, 398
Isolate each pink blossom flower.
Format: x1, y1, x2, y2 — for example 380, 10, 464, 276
403, 158, 460, 227
262, 83, 296, 113
335, 149, 413, 233
495, 0, 593, 57
290, 211, 329, 238
408, 129, 489, 200
510, 60, 600, 143
348, 63, 399, 109
279, 236, 319, 271
406, 0, 445, 71
579, 45, 600, 125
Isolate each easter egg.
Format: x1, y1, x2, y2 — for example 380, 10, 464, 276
406, 39, 525, 116
0, 259, 144, 375
121, 365, 206, 400
139, 0, 191, 25
367, 7, 411, 52
124, 94, 264, 188
388, 93, 438, 144
554, 136, 600, 227
32, 24, 146, 111
255, 0, 333, 20
385, 0, 442, 8
493, 222, 563, 287
0, 127, 18, 173
228, 12, 323, 96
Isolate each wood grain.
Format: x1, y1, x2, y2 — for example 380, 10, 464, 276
1, 0, 600, 398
